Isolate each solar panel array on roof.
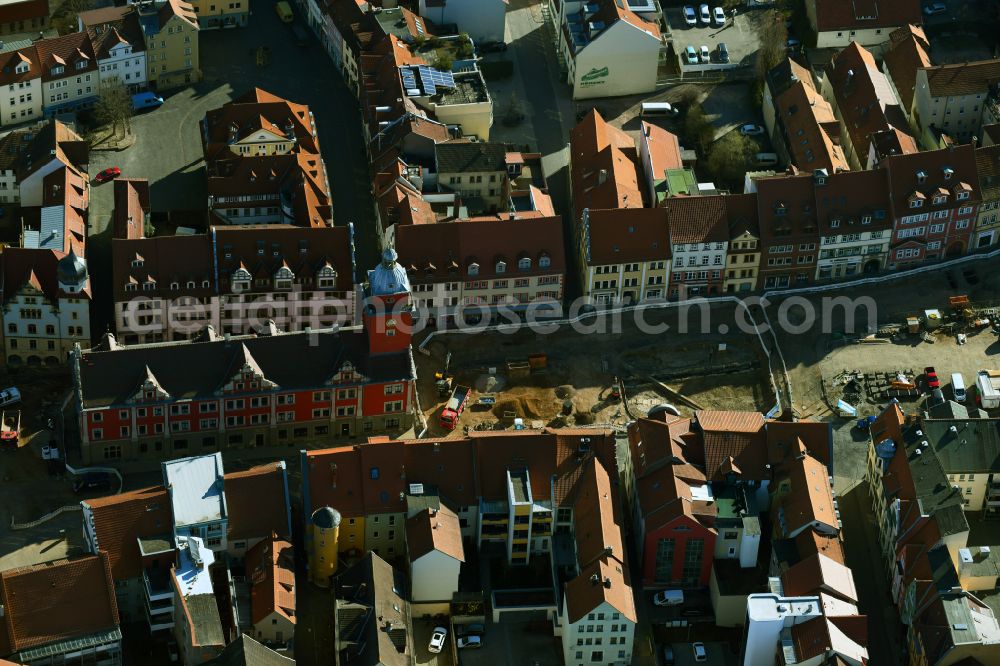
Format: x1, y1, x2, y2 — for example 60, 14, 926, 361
400, 66, 420, 96
417, 65, 455, 96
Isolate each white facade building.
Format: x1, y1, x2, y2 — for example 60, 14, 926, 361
560, 596, 636, 666
556, 0, 663, 100
0, 47, 43, 128
742, 593, 824, 666
407, 506, 464, 604
418, 0, 506, 42
816, 230, 890, 280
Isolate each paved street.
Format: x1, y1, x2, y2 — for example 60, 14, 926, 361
839, 483, 904, 666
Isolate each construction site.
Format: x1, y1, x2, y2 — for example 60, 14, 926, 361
414, 303, 778, 437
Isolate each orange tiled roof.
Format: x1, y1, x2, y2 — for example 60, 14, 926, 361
246, 536, 295, 626
83, 486, 173, 580
406, 505, 465, 562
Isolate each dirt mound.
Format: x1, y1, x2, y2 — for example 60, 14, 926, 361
573, 411, 596, 425
474, 374, 505, 393
492, 396, 552, 419
554, 385, 576, 399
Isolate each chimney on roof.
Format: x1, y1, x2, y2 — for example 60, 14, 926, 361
598, 169, 608, 185
603, 577, 612, 588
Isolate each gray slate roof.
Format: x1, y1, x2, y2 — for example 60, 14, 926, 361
208, 634, 295, 666
924, 418, 1000, 473
435, 141, 507, 174
78, 328, 415, 409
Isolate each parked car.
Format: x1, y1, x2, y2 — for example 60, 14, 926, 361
692, 642, 708, 662
662, 645, 675, 665
699, 45, 710, 63
699, 3, 710, 23
428, 627, 448, 654
739, 123, 764, 135
0, 387, 20, 407
456, 635, 483, 649
459, 623, 485, 637
717, 42, 729, 63
479, 40, 508, 53
923, 2, 947, 15
684, 46, 699, 65
924, 366, 941, 390
73, 472, 113, 494
653, 589, 684, 606
131, 91, 164, 111
713, 6, 726, 25
683, 6, 697, 25
95, 166, 121, 183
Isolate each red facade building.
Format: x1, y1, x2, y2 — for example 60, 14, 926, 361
72, 251, 417, 463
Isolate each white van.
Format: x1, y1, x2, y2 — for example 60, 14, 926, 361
641, 102, 679, 117
653, 589, 684, 606
754, 152, 779, 166
952, 372, 967, 402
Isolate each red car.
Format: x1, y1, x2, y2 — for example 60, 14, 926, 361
925, 366, 941, 390
95, 167, 121, 183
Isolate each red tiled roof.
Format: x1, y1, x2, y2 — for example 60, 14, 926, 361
112, 179, 150, 240
396, 215, 565, 282
884, 25, 931, 111
570, 110, 643, 218
83, 486, 173, 580
584, 208, 670, 265
405, 505, 465, 562
664, 195, 728, 244
0, 553, 119, 654
33, 31, 98, 83
883, 144, 983, 221
246, 536, 295, 626
225, 462, 290, 541
811, 0, 921, 32
1, 247, 91, 305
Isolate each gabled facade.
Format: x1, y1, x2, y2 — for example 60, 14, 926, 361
555, 0, 663, 100
78, 6, 148, 93
0, 0, 49, 37
140, 0, 201, 90
813, 168, 893, 280
0, 45, 43, 128
0, 247, 90, 366
882, 144, 981, 268
74, 252, 415, 463
666, 195, 728, 297
112, 225, 356, 343
17, 118, 89, 207
35, 31, 100, 116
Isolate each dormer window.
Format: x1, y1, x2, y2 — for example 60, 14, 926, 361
916, 170, 927, 184
233, 279, 250, 292
14, 62, 28, 74
131, 258, 143, 268
186, 281, 195, 289
75, 60, 87, 70
956, 190, 970, 201
861, 215, 872, 225
275, 278, 292, 289
202, 280, 210, 288
943, 167, 954, 180
518, 257, 531, 270
539, 254, 551, 268
170, 282, 179, 290
774, 202, 787, 216
50, 65, 64, 76
909, 198, 923, 209
830, 219, 841, 228
468, 262, 479, 276
495, 261, 506, 274
125, 283, 137, 292
143, 280, 156, 291
932, 195, 946, 205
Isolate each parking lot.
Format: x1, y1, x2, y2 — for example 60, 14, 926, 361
413, 620, 454, 666
666, 5, 762, 70
456, 621, 562, 666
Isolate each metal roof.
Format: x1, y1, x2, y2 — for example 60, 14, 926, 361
162, 453, 227, 527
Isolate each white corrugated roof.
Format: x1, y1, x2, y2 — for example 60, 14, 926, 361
35, 205, 65, 251
163, 452, 226, 527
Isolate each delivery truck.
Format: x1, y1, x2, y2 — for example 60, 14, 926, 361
440, 385, 471, 430
977, 370, 1000, 409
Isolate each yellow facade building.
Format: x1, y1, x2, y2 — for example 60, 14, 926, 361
140, 0, 200, 90
187, 0, 248, 29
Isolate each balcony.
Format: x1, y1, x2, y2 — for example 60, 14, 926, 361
144, 567, 173, 603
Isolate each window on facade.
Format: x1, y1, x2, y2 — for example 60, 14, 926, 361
681, 538, 705, 585
654, 538, 675, 583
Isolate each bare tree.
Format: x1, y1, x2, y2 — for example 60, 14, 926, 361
707, 132, 757, 183
755, 10, 789, 80
94, 84, 133, 139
